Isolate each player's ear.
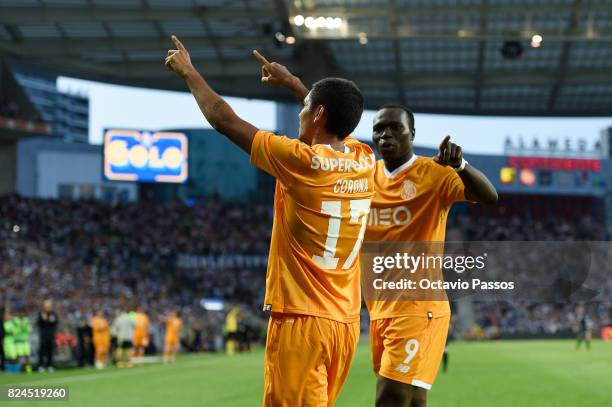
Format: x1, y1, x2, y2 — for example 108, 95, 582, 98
410, 128, 416, 141
313, 105, 326, 124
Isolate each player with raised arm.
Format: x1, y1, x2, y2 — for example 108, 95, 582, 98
166, 38, 375, 406
366, 106, 497, 407
252, 56, 498, 407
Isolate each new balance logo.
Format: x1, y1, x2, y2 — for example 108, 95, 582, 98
395, 364, 411, 374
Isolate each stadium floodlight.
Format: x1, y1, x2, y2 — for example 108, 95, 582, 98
275, 32, 286, 43
293, 15, 305, 26
286, 36, 296, 45
531, 34, 543, 48
457, 29, 473, 38
304, 16, 316, 29
298, 15, 344, 30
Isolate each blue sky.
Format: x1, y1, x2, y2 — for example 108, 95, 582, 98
58, 76, 612, 156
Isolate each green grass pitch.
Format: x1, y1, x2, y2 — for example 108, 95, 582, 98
1, 340, 610, 406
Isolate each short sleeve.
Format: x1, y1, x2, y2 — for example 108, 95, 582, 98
439, 166, 466, 205
250, 130, 312, 186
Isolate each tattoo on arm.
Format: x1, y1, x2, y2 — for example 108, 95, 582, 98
207, 99, 231, 126
211, 99, 225, 112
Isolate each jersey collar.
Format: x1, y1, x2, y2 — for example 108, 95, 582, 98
383, 154, 418, 179
324, 144, 351, 154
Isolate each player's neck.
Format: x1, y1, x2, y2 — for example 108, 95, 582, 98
313, 133, 345, 152
384, 152, 414, 173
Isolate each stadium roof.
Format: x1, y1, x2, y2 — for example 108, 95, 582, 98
1, 0, 611, 116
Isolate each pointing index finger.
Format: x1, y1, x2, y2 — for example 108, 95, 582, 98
439, 135, 451, 150
253, 50, 271, 67
171, 35, 186, 51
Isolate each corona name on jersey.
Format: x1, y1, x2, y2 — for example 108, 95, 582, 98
334, 178, 370, 194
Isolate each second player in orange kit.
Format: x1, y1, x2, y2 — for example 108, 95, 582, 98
366, 105, 497, 406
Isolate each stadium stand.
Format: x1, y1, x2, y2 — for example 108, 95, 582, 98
0, 195, 270, 364
1, 194, 610, 367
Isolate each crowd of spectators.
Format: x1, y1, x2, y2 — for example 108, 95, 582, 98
0, 194, 271, 366
447, 213, 611, 338
449, 212, 610, 241
1, 194, 610, 366
470, 301, 610, 338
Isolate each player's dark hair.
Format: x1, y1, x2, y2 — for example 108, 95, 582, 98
379, 103, 415, 131
310, 78, 364, 140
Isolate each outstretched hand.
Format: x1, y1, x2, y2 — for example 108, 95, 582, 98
165, 35, 195, 79
253, 50, 297, 87
433, 135, 463, 168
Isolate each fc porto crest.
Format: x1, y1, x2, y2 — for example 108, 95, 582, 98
400, 180, 417, 200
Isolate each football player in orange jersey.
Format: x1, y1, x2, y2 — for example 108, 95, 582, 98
252, 57, 497, 406
167, 38, 376, 406
91, 310, 110, 370
163, 310, 182, 364
131, 306, 150, 365
366, 104, 497, 407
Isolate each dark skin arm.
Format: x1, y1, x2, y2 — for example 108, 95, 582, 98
165, 35, 258, 154
253, 50, 309, 102
434, 135, 498, 204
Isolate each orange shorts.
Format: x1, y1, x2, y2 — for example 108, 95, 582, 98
93, 338, 110, 352
132, 333, 149, 348
370, 315, 450, 389
164, 336, 179, 348
263, 313, 359, 407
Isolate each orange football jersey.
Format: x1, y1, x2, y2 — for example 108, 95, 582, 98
134, 313, 149, 335
251, 130, 376, 323
365, 155, 465, 319
165, 316, 182, 339
91, 316, 109, 336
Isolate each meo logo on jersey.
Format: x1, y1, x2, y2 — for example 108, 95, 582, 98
368, 206, 412, 226
400, 180, 417, 200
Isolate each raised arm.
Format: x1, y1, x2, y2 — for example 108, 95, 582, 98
252, 50, 309, 102
435, 135, 498, 205
165, 36, 258, 154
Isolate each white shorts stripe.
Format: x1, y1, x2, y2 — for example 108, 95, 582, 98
411, 379, 432, 390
